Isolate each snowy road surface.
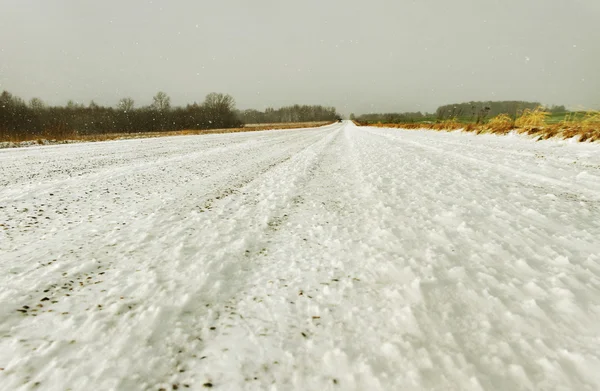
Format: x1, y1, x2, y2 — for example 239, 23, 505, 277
1, 121, 600, 390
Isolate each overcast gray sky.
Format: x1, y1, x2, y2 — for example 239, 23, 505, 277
1, 0, 598, 115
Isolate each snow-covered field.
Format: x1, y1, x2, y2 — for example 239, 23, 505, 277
1, 121, 599, 390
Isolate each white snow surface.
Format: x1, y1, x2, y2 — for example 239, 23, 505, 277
1, 121, 600, 390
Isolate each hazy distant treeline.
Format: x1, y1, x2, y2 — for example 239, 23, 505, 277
237, 105, 340, 124
352, 111, 431, 124
0, 90, 339, 141
435, 101, 560, 121
355, 101, 568, 124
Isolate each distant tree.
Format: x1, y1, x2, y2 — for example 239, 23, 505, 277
476, 106, 491, 124
547, 104, 567, 113
204, 92, 235, 113
117, 97, 135, 112
66, 100, 82, 109
356, 111, 428, 124
203, 93, 238, 128
1, 91, 32, 139
238, 109, 263, 124
29, 97, 46, 111
237, 104, 338, 124
436, 101, 542, 120
0, 91, 25, 107
152, 91, 171, 112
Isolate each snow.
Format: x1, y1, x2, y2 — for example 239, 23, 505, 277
1, 121, 600, 390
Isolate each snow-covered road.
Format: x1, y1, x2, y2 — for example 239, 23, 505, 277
1, 121, 600, 390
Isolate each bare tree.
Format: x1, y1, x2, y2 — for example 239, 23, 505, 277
117, 97, 135, 112
29, 97, 46, 111
152, 91, 171, 111
203, 93, 235, 112
66, 100, 84, 109
203, 93, 237, 127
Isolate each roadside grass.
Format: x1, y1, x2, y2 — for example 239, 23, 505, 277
0, 121, 332, 145
515, 107, 550, 129
358, 109, 600, 142
242, 121, 327, 128
484, 114, 514, 134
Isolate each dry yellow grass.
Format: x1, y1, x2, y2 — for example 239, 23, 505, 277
514, 107, 550, 129
432, 118, 462, 131
243, 121, 327, 128
486, 114, 515, 134
560, 111, 600, 142
359, 110, 600, 143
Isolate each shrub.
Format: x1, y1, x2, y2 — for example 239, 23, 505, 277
487, 114, 514, 134
515, 107, 549, 129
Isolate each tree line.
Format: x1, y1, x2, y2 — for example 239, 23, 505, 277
354, 101, 568, 124
237, 105, 340, 124
0, 90, 339, 141
435, 101, 551, 122
352, 111, 431, 124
